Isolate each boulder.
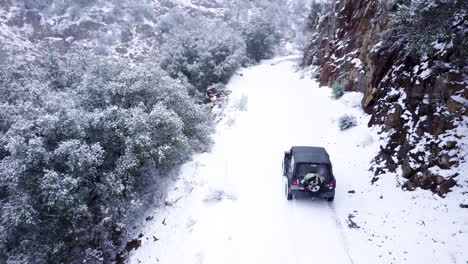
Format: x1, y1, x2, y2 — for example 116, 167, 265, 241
445, 141, 457, 149
438, 178, 456, 196
64, 20, 103, 41
385, 103, 403, 131
135, 24, 155, 38
115, 46, 128, 54
418, 172, 435, 190
120, 29, 133, 43
437, 154, 451, 169
434, 175, 445, 185
402, 155, 416, 179
429, 115, 454, 136
447, 96, 467, 115
402, 180, 416, 191
362, 85, 376, 109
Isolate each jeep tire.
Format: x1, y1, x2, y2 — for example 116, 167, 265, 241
285, 183, 293, 200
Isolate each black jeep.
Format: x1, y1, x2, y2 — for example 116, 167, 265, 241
282, 146, 336, 201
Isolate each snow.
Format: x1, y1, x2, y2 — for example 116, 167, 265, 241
129, 56, 468, 264
451, 95, 468, 105
350, 57, 365, 74
370, 41, 383, 53
432, 41, 446, 53
420, 68, 432, 80
350, 58, 362, 69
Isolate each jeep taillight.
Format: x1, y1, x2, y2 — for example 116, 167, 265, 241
292, 179, 299, 185
328, 180, 334, 189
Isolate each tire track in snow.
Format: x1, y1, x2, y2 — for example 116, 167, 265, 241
269, 55, 302, 66
289, 198, 301, 264
287, 195, 353, 264
328, 203, 355, 264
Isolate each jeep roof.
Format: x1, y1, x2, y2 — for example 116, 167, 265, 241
290, 146, 331, 164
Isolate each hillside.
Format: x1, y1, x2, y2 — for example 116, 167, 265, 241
0, 0, 309, 62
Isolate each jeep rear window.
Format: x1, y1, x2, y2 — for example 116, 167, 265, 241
295, 163, 330, 179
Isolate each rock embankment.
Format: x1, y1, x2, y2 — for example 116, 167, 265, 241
302, 0, 467, 196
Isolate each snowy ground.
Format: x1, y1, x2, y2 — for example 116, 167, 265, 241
129, 56, 468, 264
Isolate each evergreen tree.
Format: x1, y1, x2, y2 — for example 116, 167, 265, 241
160, 19, 247, 97
242, 15, 281, 62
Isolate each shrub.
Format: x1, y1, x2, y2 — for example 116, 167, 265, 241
391, 0, 467, 62
20, 0, 53, 10
338, 115, 358, 130
331, 81, 345, 98
305, 0, 330, 30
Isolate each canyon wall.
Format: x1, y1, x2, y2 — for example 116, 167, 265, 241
302, 0, 467, 195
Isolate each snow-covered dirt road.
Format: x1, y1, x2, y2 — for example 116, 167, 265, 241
129, 56, 468, 264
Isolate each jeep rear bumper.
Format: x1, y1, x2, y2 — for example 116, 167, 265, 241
291, 189, 335, 199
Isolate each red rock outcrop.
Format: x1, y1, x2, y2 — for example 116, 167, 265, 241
302, 0, 467, 196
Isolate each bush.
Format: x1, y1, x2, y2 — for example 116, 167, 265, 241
20, 0, 53, 10
391, 0, 467, 61
305, 0, 332, 30
331, 81, 345, 98
0, 51, 214, 263
338, 115, 358, 130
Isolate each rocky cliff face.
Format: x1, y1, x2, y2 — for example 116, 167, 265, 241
302, 0, 467, 196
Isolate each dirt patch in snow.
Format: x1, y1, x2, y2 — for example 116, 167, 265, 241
115, 233, 144, 264
347, 214, 361, 229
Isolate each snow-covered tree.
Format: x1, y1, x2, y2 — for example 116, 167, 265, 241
160, 19, 247, 97
392, 0, 467, 62
242, 14, 281, 62
0, 50, 214, 263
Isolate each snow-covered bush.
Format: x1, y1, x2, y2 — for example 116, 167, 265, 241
112, 0, 156, 23
160, 19, 247, 97
0, 51, 214, 263
242, 14, 281, 62
20, 0, 53, 10
20, 0, 94, 13
235, 94, 249, 111
338, 114, 357, 130
157, 8, 190, 34
391, 0, 467, 63
331, 81, 345, 98
305, 0, 333, 30
19, 0, 155, 23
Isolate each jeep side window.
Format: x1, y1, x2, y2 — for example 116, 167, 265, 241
289, 156, 295, 176
283, 152, 291, 176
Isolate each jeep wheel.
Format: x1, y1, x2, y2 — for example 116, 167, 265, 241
327, 196, 334, 202
285, 184, 293, 200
